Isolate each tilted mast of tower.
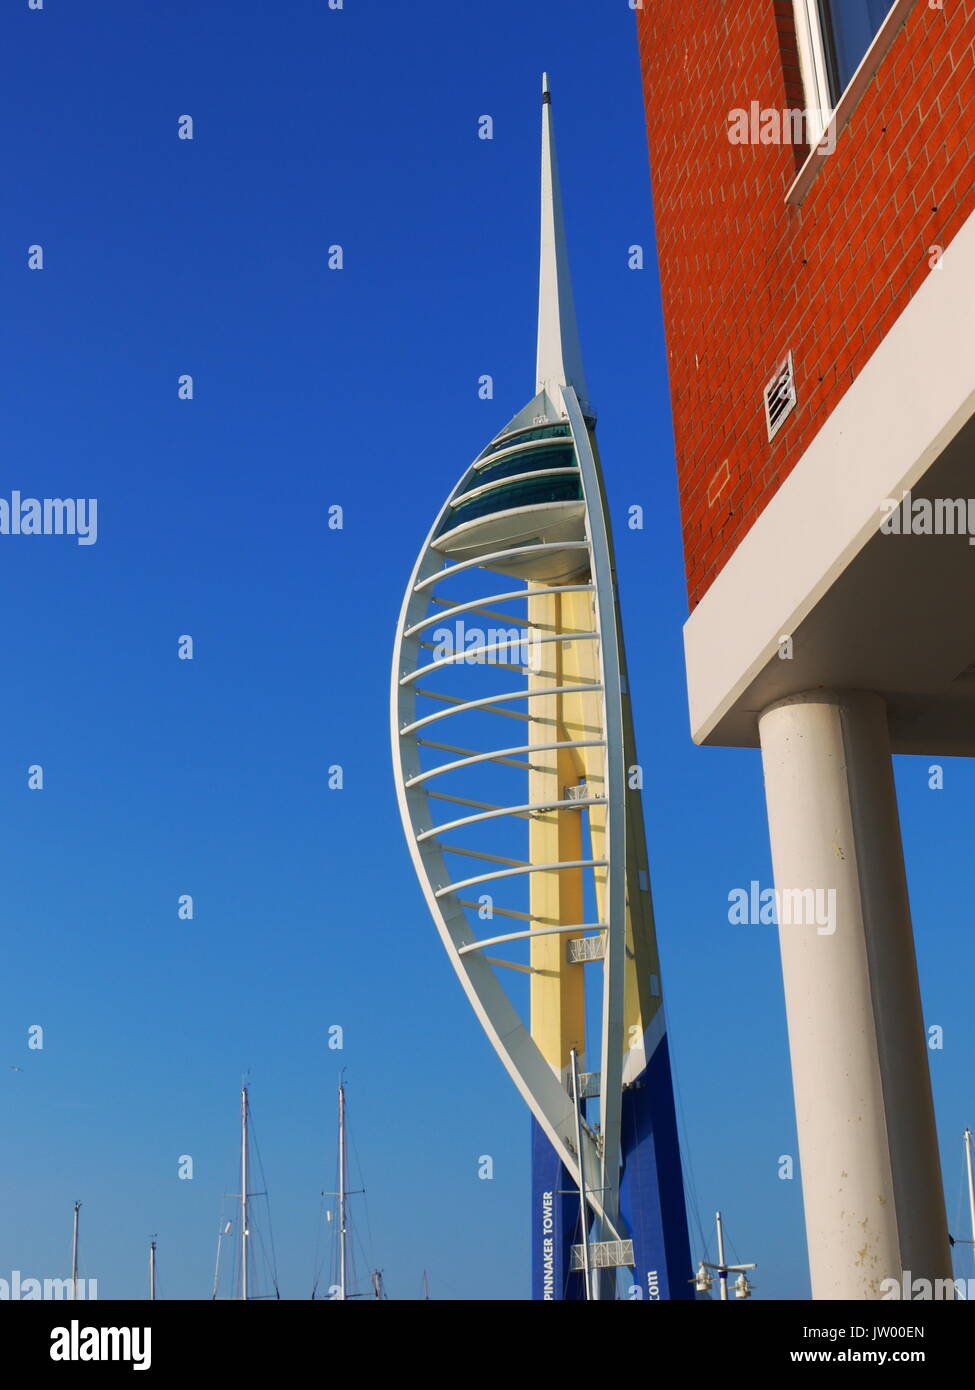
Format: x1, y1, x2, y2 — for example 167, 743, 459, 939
391, 76, 692, 1300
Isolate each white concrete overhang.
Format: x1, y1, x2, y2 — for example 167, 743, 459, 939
683, 205, 975, 754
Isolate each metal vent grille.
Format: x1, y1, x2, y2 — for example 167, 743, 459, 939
764, 352, 797, 441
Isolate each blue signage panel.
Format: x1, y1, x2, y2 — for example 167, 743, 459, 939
530, 1035, 692, 1300
619, 1033, 694, 1300
530, 1118, 586, 1301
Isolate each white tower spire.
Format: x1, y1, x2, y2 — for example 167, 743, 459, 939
536, 73, 591, 418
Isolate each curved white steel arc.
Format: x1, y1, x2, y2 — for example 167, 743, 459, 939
404, 584, 594, 638
402, 633, 598, 688
416, 794, 607, 839
405, 739, 604, 789
413, 540, 589, 592
561, 384, 628, 1239
435, 858, 608, 898
390, 401, 626, 1242
458, 923, 608, 955
401, 683, 603, 736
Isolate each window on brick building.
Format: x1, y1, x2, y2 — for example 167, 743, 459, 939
794, 0, 897, 141
818, 1, 896, 100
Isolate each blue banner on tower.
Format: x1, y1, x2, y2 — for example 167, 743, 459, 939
619, 1033, 694, 1300
531, 1118, 586, 1300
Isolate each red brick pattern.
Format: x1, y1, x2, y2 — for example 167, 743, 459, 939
637, 0, 975, 608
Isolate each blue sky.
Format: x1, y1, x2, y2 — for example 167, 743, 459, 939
2, 0, 974, 1301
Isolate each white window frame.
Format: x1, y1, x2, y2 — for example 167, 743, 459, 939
792, 0, 834, 147
787, 0, 918, 205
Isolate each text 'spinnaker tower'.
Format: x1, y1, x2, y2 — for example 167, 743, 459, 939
391, 77, 692, 1301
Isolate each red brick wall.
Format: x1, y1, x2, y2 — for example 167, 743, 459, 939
637, 0, 975, 609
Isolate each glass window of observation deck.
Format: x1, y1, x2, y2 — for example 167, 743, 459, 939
469, 445, 576, 491
482, 424, 571, 457
440, 474, 583, 533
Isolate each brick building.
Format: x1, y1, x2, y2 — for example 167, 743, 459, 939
637, 1, 975, 1298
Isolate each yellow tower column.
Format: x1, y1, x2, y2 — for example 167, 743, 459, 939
528, 585, 585, 1077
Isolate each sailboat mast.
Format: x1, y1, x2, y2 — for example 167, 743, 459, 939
149, 1238, 156, 1301
241, 1086, 249, 1302
70, 1201, 81, 1299
716, 1211, 729, 1302
965, 1128, 975, 1270
338, 1080, 348, 1301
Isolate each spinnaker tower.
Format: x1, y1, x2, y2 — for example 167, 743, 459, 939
391, 76, 692, 1301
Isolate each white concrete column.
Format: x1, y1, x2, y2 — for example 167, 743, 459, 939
758, 690, 951, 1299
